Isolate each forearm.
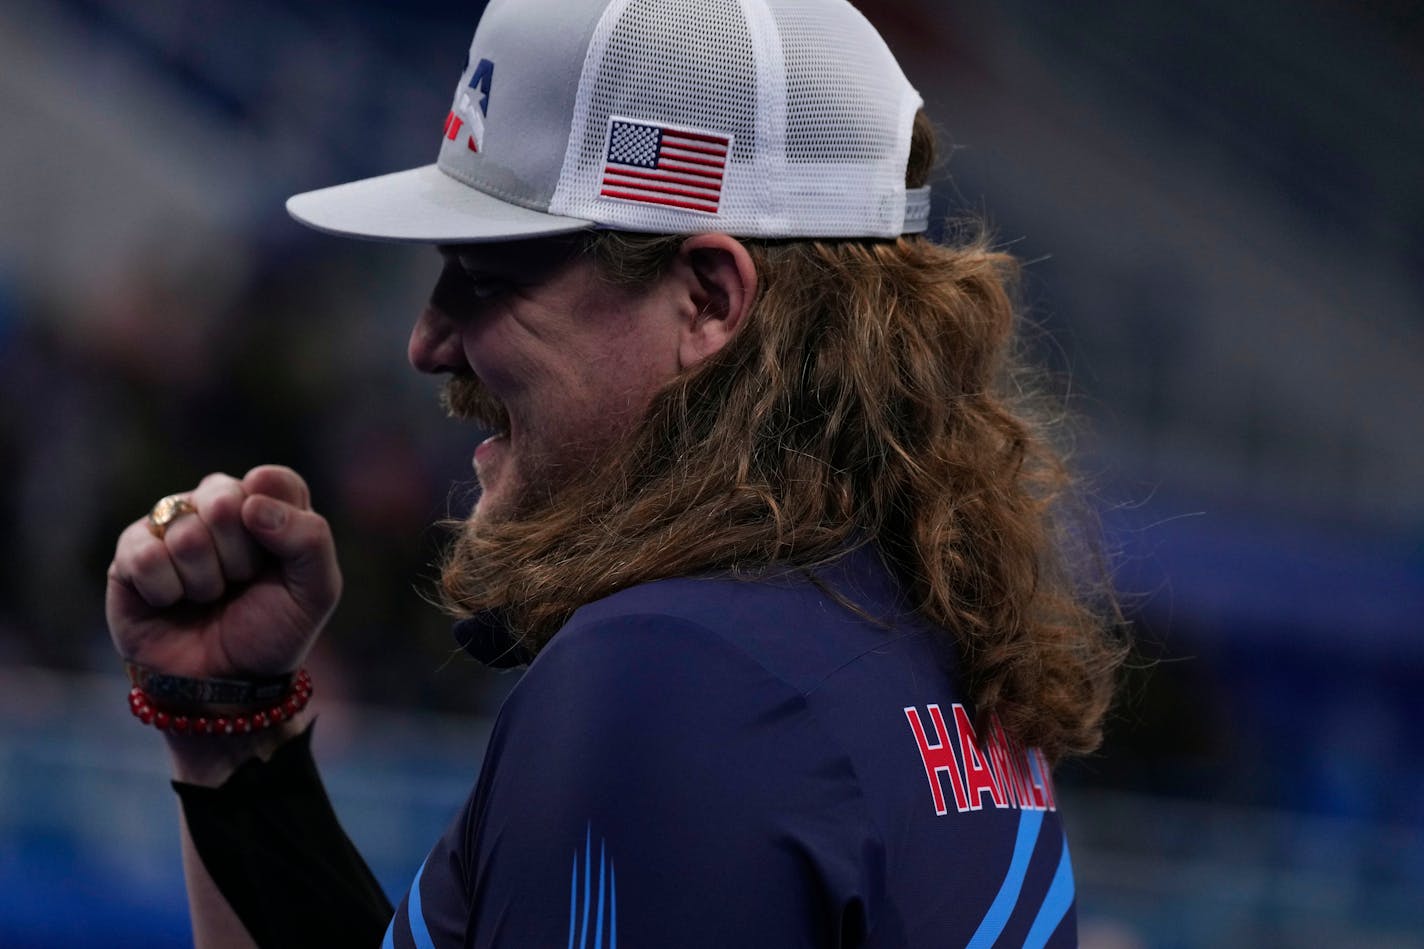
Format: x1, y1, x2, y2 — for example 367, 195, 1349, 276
171, 719, 394, 949
167, 716, 308, 949
179, 811, 261, 949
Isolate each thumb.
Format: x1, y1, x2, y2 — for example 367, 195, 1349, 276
242, 495, 342, 623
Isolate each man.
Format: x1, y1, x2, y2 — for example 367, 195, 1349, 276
107, 0, 1124, 946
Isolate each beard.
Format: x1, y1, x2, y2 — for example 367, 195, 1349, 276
440, 373, 595, 526
440, 373, 510, 433
441, 373, 518, 524
439, 372, 641, 530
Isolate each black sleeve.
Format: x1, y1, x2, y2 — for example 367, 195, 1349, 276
172, 723, 394, 948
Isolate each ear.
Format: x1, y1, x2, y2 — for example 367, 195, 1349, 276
675, 233, 757, 370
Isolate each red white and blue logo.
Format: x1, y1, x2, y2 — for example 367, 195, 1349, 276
599, 117, 731, 214
444, 58, 495, 153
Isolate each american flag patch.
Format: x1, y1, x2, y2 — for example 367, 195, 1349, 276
600, 118, 731, 214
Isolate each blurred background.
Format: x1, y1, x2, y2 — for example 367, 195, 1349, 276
1, 0, 1420, 945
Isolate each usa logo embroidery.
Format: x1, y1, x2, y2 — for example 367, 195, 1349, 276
443, 58, 494, 153
599, 117, 731, 214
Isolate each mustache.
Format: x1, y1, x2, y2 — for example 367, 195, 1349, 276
440, 374, 511, 432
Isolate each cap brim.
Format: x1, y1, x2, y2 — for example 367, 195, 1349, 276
286, 164, 595, 244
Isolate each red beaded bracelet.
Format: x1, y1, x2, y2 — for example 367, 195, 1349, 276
128, 668, 313, 736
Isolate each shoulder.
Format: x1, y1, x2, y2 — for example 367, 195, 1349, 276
537, 546, 944, 697
507, 596, 803, 754
487, 565, 898, 823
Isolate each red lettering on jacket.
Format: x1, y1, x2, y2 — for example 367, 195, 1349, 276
904, 705, 969, 815
953, 704, 1007, 810
905, 704, 1057, 815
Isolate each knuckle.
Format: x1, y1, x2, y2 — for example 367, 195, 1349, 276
130, 539, 171, 576
131, 565, 179, 605
243, 464, 310, 506
204, 487, 246, 526
240, 464, 276, 492
166, 523, 210, 563
248, 462, 294, 481
197, 471, 237, 491
115, 520, 146, 555
133, 581, 178, 610
306, 512, 335, 546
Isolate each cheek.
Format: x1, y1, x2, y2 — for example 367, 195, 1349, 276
568, 358, 667, 439
473, 280, 681, 434
509, 368, 657, 475
574, 308, 683, 416
460, 320, 532, 392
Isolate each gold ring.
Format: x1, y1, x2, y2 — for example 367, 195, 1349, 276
147, 494, 197, 539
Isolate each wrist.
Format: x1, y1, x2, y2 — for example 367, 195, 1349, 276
121, 662, 317, 787
166, 711, 311, 787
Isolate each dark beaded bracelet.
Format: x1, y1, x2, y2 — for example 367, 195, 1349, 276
129, 669, 313, 735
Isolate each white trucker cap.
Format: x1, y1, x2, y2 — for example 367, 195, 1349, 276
287, 0, 930, 243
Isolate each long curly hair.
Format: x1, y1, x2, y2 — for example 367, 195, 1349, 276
440, 113, 1126, 762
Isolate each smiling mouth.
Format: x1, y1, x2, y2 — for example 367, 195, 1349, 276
441, 373, 511, 436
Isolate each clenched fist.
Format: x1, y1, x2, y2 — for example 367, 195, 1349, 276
107, 465, 342, 682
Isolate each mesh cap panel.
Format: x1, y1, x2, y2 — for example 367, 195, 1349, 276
550, 0, 922, 237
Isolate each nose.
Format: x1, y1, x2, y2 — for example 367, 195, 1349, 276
408, 303, 466, 374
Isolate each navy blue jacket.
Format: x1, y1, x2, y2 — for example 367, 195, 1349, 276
381, 548, 1076, 948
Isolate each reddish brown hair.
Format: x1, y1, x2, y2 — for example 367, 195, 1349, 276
440, 113, 1126, 762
